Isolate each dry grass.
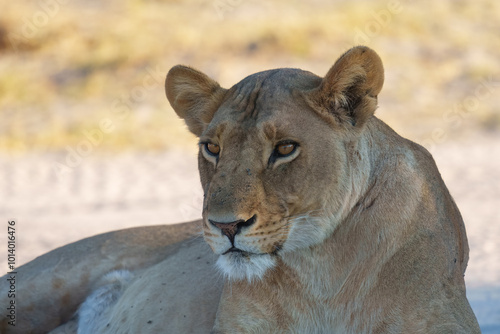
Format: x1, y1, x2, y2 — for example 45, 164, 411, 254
1, 0, 499, 152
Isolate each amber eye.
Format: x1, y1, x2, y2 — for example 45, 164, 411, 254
275, 142, 297, 157
205, 143, 220, 156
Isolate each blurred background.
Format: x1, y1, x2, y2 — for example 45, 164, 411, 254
0, 0, 499, 331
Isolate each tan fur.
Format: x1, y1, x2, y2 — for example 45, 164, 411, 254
1, 46, 480, 333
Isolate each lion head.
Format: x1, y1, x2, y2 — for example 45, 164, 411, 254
166, 46, 384, 281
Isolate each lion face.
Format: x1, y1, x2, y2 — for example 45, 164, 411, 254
197, 71, 349, 281
166, 46, 384, 281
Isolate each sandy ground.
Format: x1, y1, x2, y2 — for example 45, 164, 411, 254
0, 133, 499, 331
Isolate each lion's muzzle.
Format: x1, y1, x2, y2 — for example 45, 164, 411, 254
209, 215, 257, 247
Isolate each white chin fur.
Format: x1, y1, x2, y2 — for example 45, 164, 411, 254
216, 252, 276, 282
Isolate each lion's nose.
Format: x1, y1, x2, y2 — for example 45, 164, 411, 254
209, 215, 257, 244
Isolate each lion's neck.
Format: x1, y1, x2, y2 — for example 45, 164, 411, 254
281, 118, 399, 295
327, 119, 384, 225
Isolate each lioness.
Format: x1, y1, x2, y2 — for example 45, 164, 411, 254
1, 46, 480, 333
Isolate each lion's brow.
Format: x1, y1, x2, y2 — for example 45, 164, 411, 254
239, 80, 262, 122
232, 70, 280, 122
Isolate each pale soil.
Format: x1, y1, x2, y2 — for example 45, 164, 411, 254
0, 132, 499, 330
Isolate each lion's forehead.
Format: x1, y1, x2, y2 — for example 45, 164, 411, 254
216, 68, 321, 121
200, 68, 332, 169
206, 99, 321, 147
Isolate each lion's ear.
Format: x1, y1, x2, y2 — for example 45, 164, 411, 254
305, 46, 384, 128
165, 65, 227, 136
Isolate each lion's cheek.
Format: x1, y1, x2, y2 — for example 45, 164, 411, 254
281, 214, 335, 253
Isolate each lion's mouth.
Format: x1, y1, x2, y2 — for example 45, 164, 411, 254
223, 246, 244, 255
222, 246, 280, 258
222, 247, 263, 257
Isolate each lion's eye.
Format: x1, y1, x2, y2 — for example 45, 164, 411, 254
205, 143, 220, 156
275, 142, 297, 157
276, 143, 295, 156
268, 141, 299, 167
